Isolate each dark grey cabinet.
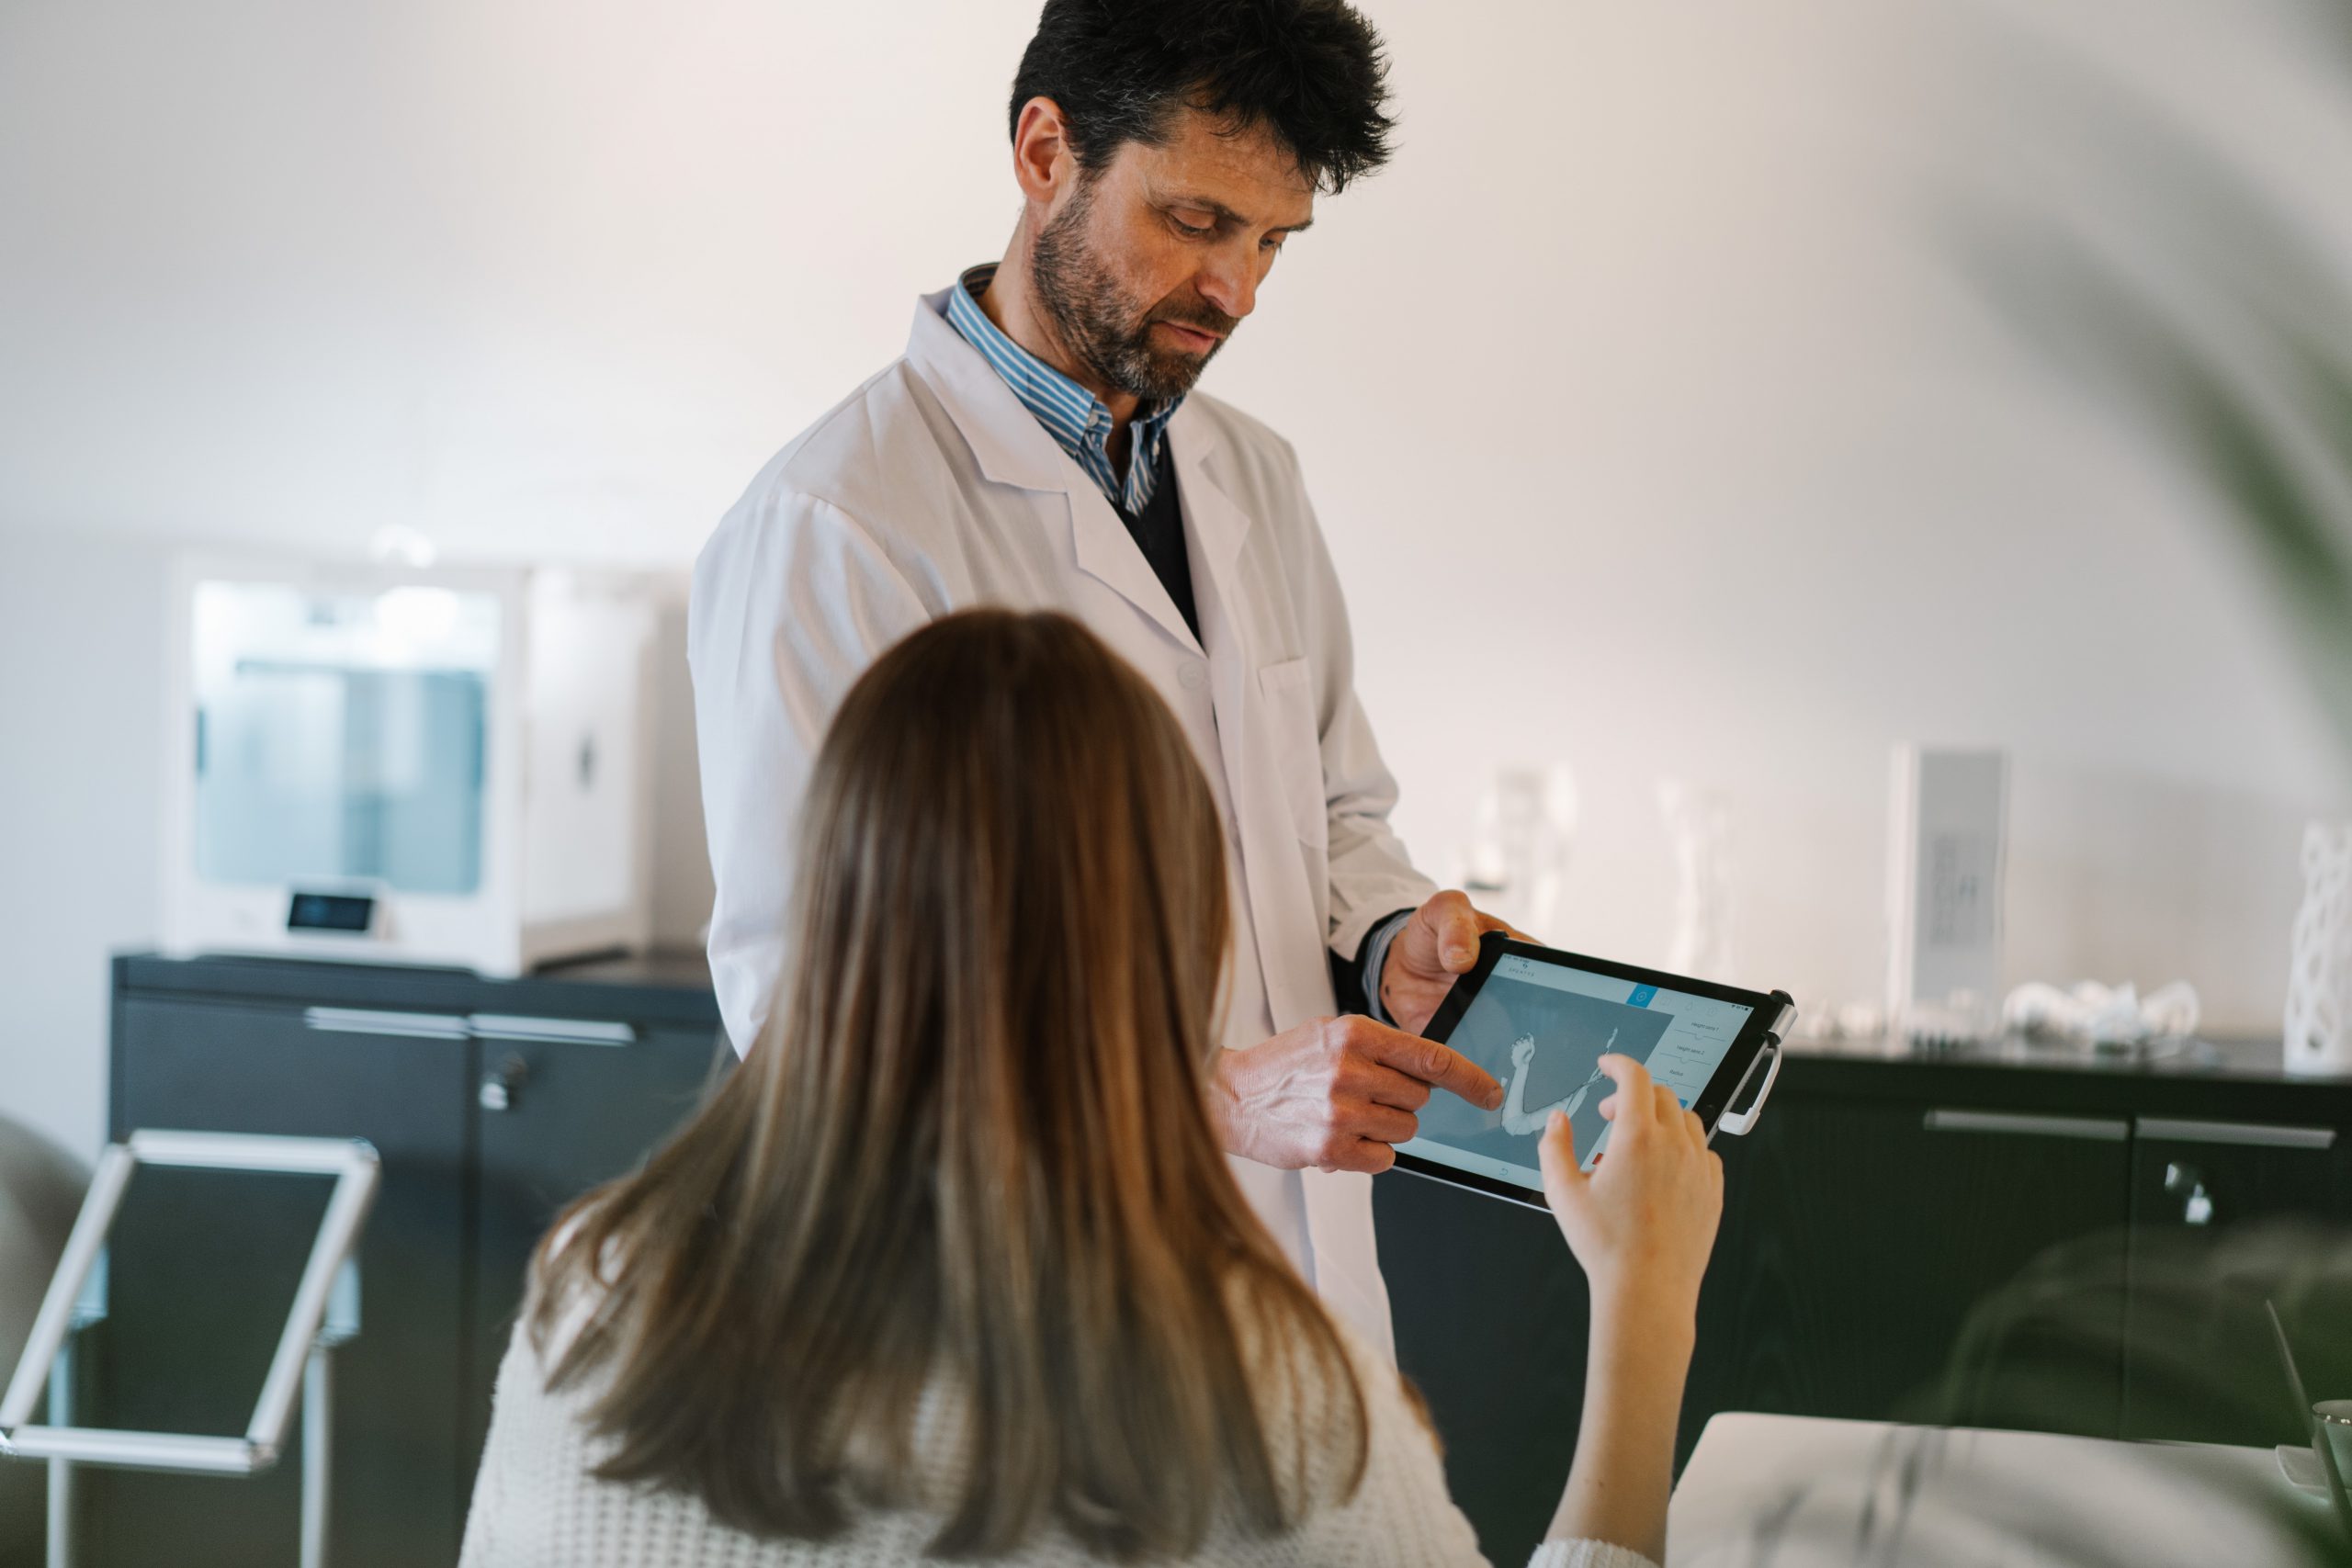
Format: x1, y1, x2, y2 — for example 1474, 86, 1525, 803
1696, 1100, 2132, 1436
90, 954, 728, 1568
465, 1021, 726, 1471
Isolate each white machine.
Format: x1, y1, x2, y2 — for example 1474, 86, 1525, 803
161, 556, 659, 976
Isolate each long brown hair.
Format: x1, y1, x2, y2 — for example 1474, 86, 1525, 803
529, 609, 1365, 1558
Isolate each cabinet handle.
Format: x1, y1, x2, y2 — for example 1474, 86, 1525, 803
302, 1007, 469, 1042
1924, 1109, 2129, 1142
2135, 1117, 2336, 1150
479, 1055, 529, 1113
467, 1014, 635, 1048
2164, 1160, 2215, 1225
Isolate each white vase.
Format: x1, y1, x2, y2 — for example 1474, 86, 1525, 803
2285, 821, 2352, 1077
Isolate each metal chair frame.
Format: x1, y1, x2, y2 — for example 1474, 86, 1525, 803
0, 1131, 380, 1568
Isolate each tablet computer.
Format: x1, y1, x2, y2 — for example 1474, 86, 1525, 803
1392, 933, 1793, 1210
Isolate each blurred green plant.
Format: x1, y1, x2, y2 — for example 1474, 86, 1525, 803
1706, 5, 2352, 1560
1957, 0, 2352, 758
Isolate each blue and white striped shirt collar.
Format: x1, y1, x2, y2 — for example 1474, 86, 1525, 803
944, 264, 1182, 517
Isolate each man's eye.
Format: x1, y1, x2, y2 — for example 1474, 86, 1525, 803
1171, 212, 1216, 235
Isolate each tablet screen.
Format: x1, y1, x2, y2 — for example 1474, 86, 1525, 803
1397, 952, 1758, 1191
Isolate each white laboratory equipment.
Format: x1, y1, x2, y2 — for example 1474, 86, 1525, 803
160, 556, 658, 976
1884, 745, 2008, 1040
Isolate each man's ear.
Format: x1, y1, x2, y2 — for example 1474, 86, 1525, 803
1011, 96, 1076, 207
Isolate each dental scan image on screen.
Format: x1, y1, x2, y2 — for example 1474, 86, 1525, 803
1398, 955, 1756, 1191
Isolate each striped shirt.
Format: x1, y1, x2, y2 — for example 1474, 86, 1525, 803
945, 264, 1182, 518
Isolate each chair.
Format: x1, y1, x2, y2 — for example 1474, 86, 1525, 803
0, 1130, 379, 1568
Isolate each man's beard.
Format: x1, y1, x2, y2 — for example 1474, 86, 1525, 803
1030, 180, 1238, 402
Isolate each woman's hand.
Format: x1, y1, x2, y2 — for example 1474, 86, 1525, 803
1536, 1053, 1724, 1564
1537, 1054, 1723, 1329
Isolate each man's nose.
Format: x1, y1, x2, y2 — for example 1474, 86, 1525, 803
1195, 248, 1260, 321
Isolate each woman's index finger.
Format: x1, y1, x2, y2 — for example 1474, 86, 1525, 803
1593, 1053, 1657, 1127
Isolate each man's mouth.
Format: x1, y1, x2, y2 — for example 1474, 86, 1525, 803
1152, 320, 1226, 352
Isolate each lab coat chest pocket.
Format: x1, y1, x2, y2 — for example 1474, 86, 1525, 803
1257, 658, 1326, 849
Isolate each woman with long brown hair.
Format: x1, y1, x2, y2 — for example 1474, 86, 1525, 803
460, 609, 1720, 1567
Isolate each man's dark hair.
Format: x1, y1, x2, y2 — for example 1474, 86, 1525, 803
1009, 0, 1396, 194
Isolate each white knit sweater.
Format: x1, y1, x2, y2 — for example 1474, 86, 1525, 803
459, 1306, 1656, 1568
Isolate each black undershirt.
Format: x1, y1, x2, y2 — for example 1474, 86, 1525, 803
1117, 440, 1199, 645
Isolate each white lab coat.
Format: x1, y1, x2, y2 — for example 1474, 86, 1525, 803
687, 287, 1436, 1358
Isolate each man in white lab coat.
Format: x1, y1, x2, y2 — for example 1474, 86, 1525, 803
690, 0, 1519, 1359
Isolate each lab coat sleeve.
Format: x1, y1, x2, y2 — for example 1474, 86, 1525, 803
688, 489, 933, 1056
1288, 472, 1439, 964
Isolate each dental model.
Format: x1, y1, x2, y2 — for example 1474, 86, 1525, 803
1498, 1029, 1613, 1136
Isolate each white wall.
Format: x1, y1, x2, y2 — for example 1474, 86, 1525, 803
0, 532, 167, 1164
5, 0, 2348, 1161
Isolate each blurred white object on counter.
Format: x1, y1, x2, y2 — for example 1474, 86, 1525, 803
1659, 779, 1734, 978
2286, 821, 2352, 1077
2002, 979, 2200, 1045
1458, 763, 1577, 936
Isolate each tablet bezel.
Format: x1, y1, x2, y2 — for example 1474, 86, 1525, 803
1389, 932, 1790, 1211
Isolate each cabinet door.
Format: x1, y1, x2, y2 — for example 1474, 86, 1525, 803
97, 997, 472, 1568
464, 1021, 729, 1473
1374, 1167, 1587, 1568
2124, 1117, 2352, 1445
1692, 1100, 2132, 1438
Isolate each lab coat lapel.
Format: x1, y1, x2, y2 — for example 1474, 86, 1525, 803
1167, 405, 1250, 592
1069, 487, 1201, 652
1172, 412, 1320, 1034
905, 296, 1072, 495
1175, 415, 1385, 1359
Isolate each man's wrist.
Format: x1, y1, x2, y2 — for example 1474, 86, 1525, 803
1213, 1053, 1250, 1152
1203, 1050, 1252, 1161
1357, 908, 1413, 1023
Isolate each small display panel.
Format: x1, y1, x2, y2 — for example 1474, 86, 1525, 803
1399, 949, 1758, 1193
287, 891, 376, 933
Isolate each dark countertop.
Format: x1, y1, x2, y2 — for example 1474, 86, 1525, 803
1779, 1030, 2352, 1122
1792, 1030, 2309, 1080
114, 949, 726, 1031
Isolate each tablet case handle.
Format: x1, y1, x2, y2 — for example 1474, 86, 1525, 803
1717, 995, 1794, 1137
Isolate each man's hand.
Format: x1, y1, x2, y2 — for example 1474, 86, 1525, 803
1380, 889, 1530, 1035
1209, 1014, 1505, 1174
